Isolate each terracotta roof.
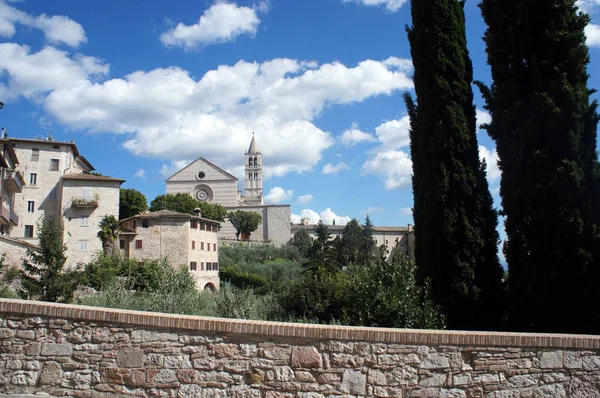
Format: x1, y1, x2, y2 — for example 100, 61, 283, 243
120, 209, 220, 225
62, 174, 125, 183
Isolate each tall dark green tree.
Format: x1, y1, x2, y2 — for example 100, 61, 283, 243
404, 0, 504, 330
19, 219, 77, 302
477, 0, 600, 333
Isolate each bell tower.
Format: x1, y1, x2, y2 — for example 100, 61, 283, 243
244, 133, 263, 205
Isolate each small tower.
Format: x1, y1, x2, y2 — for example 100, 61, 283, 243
244, 133, 263, 205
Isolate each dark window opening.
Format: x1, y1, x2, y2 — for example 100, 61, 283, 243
119, 240, 125, 250
135, 240, 143, 249
190, 262, 197, 271
142, 219, 149, 228
25, 225, 34, 238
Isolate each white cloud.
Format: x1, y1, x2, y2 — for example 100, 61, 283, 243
0, 44, 108, 101
341, 0, 408, 12
577, 0, 600, 14
160, 1, 262, 50
374, 116, 410, 149
0, 1, 86, 48
361, 206, 384, 215
586, 24, 600, 47
291, 208, 351, 225
362, 150, 412, 189
478, 145, 501, 182
400, 207, 412, 216
264, 186, 293, 204
340, 123, 376, 146
476, 109, 492, 132
134, 169, 146, 179
159, 160, 192, 178
322, 162, 350, 175
296, 194, 314, 204
32, 56, 412, 178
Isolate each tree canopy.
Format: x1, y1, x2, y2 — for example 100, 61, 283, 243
228, 210, 262, 240
150, 193, 226, 222
119, 188, 147, 219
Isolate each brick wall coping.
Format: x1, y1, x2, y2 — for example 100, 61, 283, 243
1, 298, 599, 349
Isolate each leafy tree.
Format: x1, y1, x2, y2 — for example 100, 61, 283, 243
149, 193, 226, 222
335, 219, 365, 267
228, 210, 262, 240
119, 188, 147, 219
477, 0, 600, 332
98, 215, 120, 255
290, 229, 312, 257
197, 201, 227, 222
306, 221, 338, 272
19, 219, 78, 302
150, 193, 200, 214
404, 0, 504, 330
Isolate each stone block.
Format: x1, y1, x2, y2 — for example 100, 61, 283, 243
15, 330, 35, 340
420, 354, 450, 369
117, 347, 145, 368
291, 347, 322, 368
178, 384, 203, 397
340, 369, 366, 395
11, 370, 38, 386
41, 342, 73, 356
0, 328, 14, 339
39, 361, 62, 385
164, 354, 192, 369
540, 351, 563, 369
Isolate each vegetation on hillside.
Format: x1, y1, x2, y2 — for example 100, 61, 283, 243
149, 193, 227, 222
119, 188, 147, 219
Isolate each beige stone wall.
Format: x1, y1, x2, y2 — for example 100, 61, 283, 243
121, 217, 220, 291
1, 298, 600, 397
0, 237, 33, 268
220, 205, 291, 246
61, 180, 120, 269
11, 140, 87, 240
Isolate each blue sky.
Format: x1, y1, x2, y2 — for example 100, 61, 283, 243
1, 0, 599, 233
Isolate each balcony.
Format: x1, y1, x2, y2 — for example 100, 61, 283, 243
71, 197, 99, 208
4, 170, 24, 193
0, 203, 18, 226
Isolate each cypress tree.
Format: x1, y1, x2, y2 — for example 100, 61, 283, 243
477, 0, 600, 333
404, 0, 505, 330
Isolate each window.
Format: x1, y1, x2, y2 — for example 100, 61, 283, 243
213, 243, 216, 252
49, 188, 57, 201
200, 262, 204, 271
29, 173, 37, 185
190, 262, 197, 271
200, 242, 204, 250
79, 240, 89, 251
80, 217, 88, 227
50, 159, 59, 171
82, 187, 90, 200
190, 220, 198, 229
214, 262, 219, 271
135, 240, 143, 249
207, 243, 210, 252
27, 201, 34, 213
142, 219, 149, 228
192, 240, 196, 249
119, 240, 125, 250
206, 263, 212, 271
52, 145, 60, 149
24, 225, 34, 238
197, 171, 206, 179
30, 148, 39, 161
200, 222, 205, 231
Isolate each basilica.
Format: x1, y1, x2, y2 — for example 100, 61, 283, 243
165, 135, 292, 245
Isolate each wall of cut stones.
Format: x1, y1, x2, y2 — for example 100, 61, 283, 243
1, 311, 600, 397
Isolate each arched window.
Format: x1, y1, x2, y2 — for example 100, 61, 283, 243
253, 157, 257, 167
248, 158, 252, 167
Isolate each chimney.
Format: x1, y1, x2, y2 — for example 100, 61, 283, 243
193, 208, 202, 217
300, 217, 310, 226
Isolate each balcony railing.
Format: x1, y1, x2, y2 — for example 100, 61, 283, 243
4, 170, 24, 193
71, 197, 99, 208
0, 203, 18, 226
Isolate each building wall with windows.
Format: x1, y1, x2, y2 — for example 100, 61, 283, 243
61, 176, 122, 267
119, 210, 220, 291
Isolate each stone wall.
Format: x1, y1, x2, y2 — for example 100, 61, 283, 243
0, 299, 599, 397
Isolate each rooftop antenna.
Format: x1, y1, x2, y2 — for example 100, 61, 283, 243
41, 126, 55, 141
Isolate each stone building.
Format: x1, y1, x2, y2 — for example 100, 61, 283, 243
0, 136, 123, 269
166, 135, 291, 245
119, 210, 220, 291
291, 218, 415, 260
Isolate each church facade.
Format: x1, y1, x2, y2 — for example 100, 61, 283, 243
165, 136, 292, 245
